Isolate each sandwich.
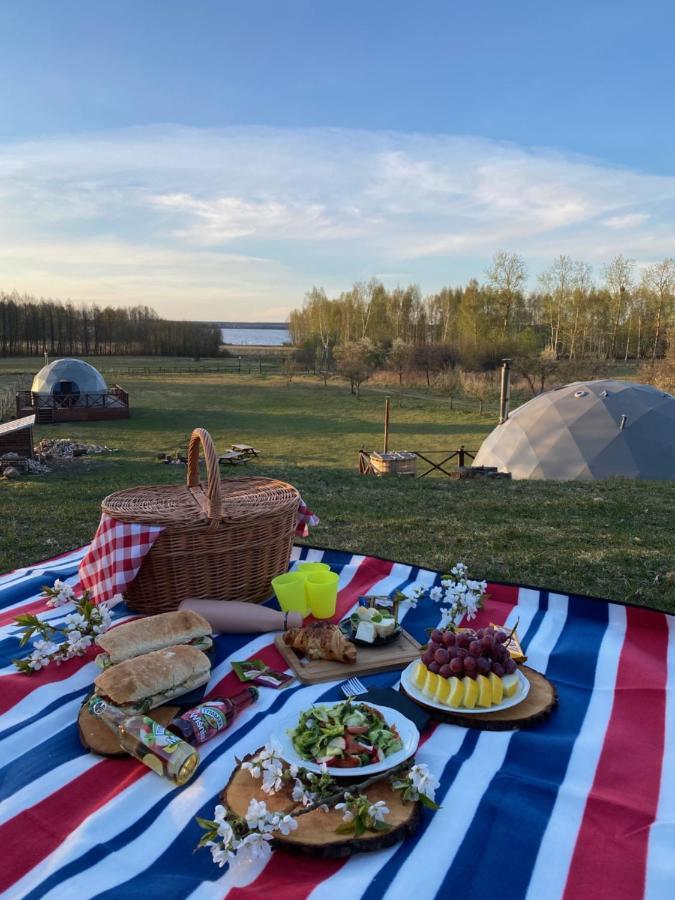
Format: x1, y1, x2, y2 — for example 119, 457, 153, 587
95, 610, 212, 670
93, 644, 211, 714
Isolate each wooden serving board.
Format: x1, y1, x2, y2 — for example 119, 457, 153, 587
399, 665, 558, 731
223, 753, 421, 858
275, 628, 423, 684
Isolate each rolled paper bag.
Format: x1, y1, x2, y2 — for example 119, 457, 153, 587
305, 571, 340, 620
295, 561, 331, 577
272, 572, 310, 617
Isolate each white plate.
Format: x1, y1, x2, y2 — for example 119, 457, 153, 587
274, 700, 419, 777
399, 660, 530, 714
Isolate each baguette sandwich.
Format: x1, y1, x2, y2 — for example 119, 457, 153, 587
95, 610, 212, 670
93, 644, 211, 714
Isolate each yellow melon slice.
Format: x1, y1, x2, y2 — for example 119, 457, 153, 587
489, 672, 504, 706
502, 673, 520, 698
434, 676, 451, 705
476, 674, 492, 708
412, 661, 428, 691
462, 676, 479, 709
423, 671, 439, 699
446, 676, 464, 708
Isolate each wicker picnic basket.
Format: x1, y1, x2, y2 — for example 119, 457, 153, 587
101, 428, 300, 614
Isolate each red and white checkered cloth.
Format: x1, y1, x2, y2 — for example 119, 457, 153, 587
79, 499, 320, 603
296, 498, 320, 538
78, 513, 164, 603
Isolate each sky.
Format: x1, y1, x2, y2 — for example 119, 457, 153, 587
0, 0, 674, 321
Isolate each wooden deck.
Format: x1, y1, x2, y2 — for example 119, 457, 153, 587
16, 386, 130, 423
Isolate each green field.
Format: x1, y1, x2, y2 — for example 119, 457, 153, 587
1, 369, 673, 611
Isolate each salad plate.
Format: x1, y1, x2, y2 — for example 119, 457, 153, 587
274, 700, 419, 777
400, 660, 530, 715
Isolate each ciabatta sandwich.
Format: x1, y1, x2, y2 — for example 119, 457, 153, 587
95, 610, 212, 669
93, 645, 211, 714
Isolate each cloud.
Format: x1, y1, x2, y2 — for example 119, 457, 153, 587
601, 213, 650, 229
0, 125, 674, 317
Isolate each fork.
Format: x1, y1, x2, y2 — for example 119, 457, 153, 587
341, 677, 367, 697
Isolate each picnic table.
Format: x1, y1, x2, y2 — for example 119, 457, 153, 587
1, 546, 672, 898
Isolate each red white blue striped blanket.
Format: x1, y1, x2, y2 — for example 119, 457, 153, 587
0, 545, 672, 899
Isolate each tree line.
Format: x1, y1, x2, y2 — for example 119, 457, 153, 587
289, 253, 675, 369
0, 292, 222, 358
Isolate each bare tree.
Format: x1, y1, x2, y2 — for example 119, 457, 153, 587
603, 255, 634, 359
485, 251, 527, 336
641, 259, 675, 360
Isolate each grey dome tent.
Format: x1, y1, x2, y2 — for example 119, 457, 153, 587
31, 358, 108, 399
474, 380, 675, 480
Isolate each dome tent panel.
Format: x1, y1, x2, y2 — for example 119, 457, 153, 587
31, 359, 108, 396
474, 380, 675, 481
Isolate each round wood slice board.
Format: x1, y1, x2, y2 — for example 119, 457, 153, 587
222, 753, 421, 858
78, 701, 181, 757
399, 665, 558, 731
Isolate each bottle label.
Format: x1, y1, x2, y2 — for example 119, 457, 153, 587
138, 718, 183, 753
179, 703, 230, 744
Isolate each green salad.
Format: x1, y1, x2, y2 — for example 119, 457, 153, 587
289, 701, 403, 768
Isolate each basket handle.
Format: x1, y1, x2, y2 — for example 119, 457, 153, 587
187, 428, 222, 530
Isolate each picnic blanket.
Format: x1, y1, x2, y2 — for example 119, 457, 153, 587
0, 546, 672, 899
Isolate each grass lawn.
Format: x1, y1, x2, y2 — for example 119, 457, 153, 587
1, 370, 673, 611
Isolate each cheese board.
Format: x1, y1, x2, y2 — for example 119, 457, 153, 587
222, 751, 421, 858
275, 628, 423, 685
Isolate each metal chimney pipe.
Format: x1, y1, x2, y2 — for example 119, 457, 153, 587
499, 358, 512, 424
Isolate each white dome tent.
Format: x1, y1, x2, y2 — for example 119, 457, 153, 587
31, 358, 108, 400
17, 358, 129, 423
474, 380, 675, 480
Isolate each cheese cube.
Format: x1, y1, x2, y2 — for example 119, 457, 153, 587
374, 616, 397, 638
355, 621, 377, 643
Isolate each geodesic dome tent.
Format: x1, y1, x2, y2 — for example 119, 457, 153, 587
31, 358, 108, 399
473, 380, 675, 480
17, 358, 129, 422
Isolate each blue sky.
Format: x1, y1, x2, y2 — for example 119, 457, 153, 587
1, 0, 674, 319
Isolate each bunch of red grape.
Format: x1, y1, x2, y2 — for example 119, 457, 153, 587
421, 626, 518, 679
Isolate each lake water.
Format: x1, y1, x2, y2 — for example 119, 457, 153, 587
220, 327, 290, 346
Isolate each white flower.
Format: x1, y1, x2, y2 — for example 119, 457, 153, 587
258, 739, 283, 761
232, 832, 273, 868
261, 759, 284, 795
47, 580, 76, 607
289, 763, 298, 777
208, 841, 235, 868
213, 807, 236, 845
64, 612, 86, 629
408, 764, 440, 802
242, 761, 262, 779
245, 798, 271, 831
66, 630, 93, 654
367, 800, 389, 823
429, 586, 443, 602
292, 779, 314, 806
319, 762, 328, 775
335, 803, 354, 823
276, 814, 298, 835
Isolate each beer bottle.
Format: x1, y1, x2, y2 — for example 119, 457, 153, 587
88, 695, 200, 785
169, 686, 259, 745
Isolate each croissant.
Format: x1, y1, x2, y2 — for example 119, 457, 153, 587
283, 623, 357, 664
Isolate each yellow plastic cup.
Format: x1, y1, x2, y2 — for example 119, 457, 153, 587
271, 572, 310, 617
296, 561, 331, 577
305, 572, 340, 620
